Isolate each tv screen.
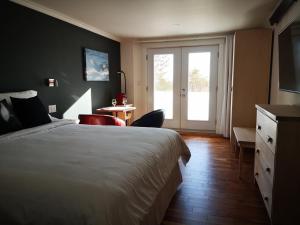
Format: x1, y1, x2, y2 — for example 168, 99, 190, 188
278, 21, 300, 93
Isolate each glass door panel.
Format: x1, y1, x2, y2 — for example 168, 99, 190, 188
147, 48, 181, 129
188, 52, 211, 121
153, 54, 174, 119
181, 46, 218, 131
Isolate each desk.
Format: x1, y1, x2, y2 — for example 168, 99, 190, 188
96, 105, 136, 125
233, 127, 256, 179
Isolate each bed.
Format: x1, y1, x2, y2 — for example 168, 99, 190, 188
0, 119, 190, 225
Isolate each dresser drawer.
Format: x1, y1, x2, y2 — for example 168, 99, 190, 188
256, 110, 277, 154
254, 159, 273, 217
255, 133, 275, 184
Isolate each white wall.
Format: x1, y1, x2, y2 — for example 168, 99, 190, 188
120, 40, 134, 101
120, 40, 145, 119
132, 43, 145, 119
270, 1, 300, 105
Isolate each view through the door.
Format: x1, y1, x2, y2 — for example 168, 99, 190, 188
153, 52, 211, 121
187, 52, 211, 121
153, 54, 174, 119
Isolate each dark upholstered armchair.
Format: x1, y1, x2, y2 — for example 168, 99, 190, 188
78, 114, 126, 126
131, 109, 165, 128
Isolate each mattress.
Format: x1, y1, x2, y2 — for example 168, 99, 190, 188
0, 120, 190, 225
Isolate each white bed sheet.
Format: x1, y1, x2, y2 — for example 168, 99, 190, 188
0, 121, 190, 225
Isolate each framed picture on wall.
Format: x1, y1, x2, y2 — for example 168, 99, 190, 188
84, 48, 109, 81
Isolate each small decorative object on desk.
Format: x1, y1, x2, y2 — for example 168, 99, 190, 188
116, 93, 127, 105
122, 97, 127, 106
112, 99, 117, 107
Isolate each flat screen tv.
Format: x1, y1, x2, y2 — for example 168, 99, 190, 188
278, 21, 300, 93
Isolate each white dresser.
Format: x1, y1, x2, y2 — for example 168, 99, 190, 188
255, 104, 300, 225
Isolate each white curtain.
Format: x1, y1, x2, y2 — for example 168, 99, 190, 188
217, 34, 234, 138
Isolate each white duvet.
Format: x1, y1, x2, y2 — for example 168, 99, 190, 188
0, 120, 190, 225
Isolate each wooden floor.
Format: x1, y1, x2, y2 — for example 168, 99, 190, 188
161, 135, 270, 225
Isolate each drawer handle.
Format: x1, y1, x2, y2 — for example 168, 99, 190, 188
264, 196, 269, 202
267, 136, 273, 144
266, 167, 271, 173
257, 125, 262, 130
256, 149, 260, 154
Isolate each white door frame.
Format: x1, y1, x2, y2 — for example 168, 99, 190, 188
147, 48, 181, 128
141, 38, 225, 132
181, 45, 219, 130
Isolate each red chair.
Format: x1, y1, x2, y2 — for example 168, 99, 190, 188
78, 114, 126, 126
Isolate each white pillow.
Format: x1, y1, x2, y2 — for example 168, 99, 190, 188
0, 90, 37, 105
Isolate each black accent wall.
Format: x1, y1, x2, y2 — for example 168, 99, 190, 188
0, 1, 121, 118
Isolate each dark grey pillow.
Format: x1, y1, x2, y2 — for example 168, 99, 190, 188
11, 96, 51, 128
0, 99, 23, 135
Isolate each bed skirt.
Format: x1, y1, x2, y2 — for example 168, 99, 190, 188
141, 162, 182, 225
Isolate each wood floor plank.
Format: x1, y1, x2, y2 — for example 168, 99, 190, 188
161, 135, 270, 225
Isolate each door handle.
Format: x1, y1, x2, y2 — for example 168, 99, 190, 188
181, 88, 186, 97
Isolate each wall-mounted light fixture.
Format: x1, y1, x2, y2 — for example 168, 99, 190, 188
117, 71, 126, 94
48, 78, 58, 87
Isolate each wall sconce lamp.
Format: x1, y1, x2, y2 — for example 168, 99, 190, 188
48, 78, 59, 87
117, 71, 126, 94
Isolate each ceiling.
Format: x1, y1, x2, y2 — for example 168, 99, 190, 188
26, 0, 278, 39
